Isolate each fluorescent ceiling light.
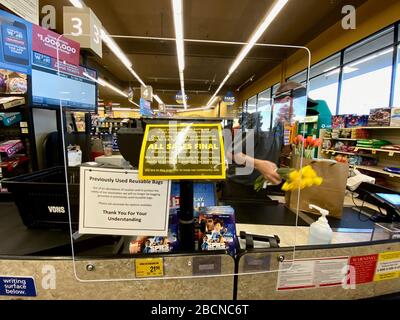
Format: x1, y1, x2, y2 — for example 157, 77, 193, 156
94, 76, 128, 98
69, 0, 84, 8
128, 67, 146, 87
172, 0, 185, 72
103, 81, 128, 98
83, 72, 99, 83
153, 94, 164, 104
129, 100, 141, 108
100, 30, 149, 88
83, 72, 107, 87
229, 0, 288, 75
100, 29, 132, 69
69, 0, 147, 96
206, 74, 229, 106
166, 104, 186, 108
176, 106, 214, 113
113, 107, 139, 111
207, 0, 288, 107
208, 96, 219, 107
180, 86, 187, 110
171, 0, 187, 109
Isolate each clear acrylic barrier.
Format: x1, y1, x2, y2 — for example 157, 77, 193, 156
55, 32, 312, 282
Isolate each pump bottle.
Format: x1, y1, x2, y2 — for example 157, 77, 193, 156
308, 204, 333, 245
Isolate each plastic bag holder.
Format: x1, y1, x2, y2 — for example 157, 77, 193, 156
239, 231, 280, 249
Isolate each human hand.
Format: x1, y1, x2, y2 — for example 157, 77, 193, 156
254, 159, 282, 185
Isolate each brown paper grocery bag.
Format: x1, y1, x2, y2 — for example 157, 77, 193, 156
285, 158, 349, 219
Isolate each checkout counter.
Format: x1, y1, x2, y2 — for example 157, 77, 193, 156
1, 118, 399, 300
0, 190, 399, 300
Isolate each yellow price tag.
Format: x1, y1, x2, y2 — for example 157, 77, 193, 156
372, 150, 377, 155
389, 152, 394, 157
354, 148, 359, 152
135, 258, 164, 278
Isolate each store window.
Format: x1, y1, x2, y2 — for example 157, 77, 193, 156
339, 47, 394, 115
287, 70, 307, 84
343, 27, 394, 64
309, 70, 339, 114
272, 83, 281, 96
310, 53, 341, 78
257, 88, 272, 131
394, 46, 400, 107
247, 95, 257, 113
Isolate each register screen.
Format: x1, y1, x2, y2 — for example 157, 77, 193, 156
376, 193, 400, 206
32, 68, 96, 110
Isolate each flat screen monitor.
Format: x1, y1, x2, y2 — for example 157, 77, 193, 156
32, 62, 97, 111
376, 193, 400, 207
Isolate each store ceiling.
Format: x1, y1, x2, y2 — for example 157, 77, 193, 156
40, 0, 367, 107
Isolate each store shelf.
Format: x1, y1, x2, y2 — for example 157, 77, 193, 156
354, 147, 400, 155
358, 126, 400, 130
322, 137, 357, 141
322, 149, 357, 156
0, 93, 25, 97
321, 149, 376, 157
350, 165, 400, 178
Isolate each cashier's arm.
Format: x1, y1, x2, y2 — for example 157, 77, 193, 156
230, 152, 282, 185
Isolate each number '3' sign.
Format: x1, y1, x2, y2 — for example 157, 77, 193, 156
63, 6, 103, 58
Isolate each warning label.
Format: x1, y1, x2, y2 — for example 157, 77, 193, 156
349, 254, 378, 285
277, 257, 349, 291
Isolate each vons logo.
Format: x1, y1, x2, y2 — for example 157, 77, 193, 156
48, 206, 66, 214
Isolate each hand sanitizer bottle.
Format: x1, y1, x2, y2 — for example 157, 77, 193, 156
308, 204, 333, 245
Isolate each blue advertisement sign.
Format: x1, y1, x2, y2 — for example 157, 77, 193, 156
175, 90, 188, 104
223, 91, 236, 105
140, 97, 153, 116
0, 9, 32, 75
32, 51, 52, 68
0, 276, 37, 297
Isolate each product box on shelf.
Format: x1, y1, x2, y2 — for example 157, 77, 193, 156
352, 128, 370, 139
0, 154, 29, 172
391, 108, 400, 127
331, 115, 346, 129
128, 209, 179, 254
0, 69, 28, 94
0, 140, 24, 157
0, 96, 25, 110
368, 108, 391, 127
0, 112, 21, 126
197, 206, 237, 256
345, 115, 369, 128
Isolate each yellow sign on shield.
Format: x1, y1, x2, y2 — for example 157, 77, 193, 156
139, 123, 226, 180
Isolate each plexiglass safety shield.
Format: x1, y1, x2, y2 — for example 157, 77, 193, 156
55, 27, 314, 283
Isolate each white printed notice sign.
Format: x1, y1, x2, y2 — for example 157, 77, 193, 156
79, 167, 170, 236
